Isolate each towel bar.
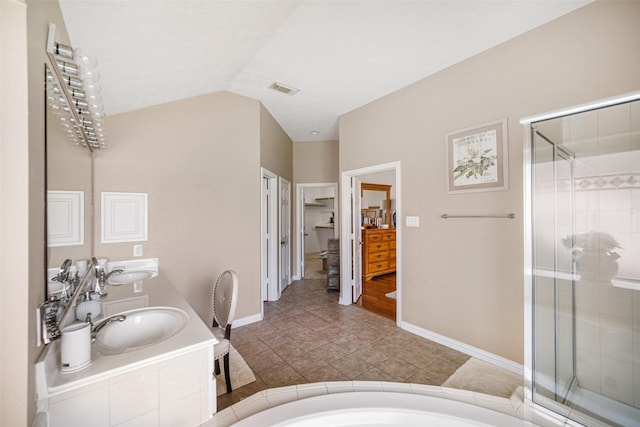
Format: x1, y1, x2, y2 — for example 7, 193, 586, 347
441, 213, 515, 219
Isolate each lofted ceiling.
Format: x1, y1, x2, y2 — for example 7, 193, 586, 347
58, 0, 591, 142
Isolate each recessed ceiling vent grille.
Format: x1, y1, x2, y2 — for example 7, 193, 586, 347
269, 82, 299, 95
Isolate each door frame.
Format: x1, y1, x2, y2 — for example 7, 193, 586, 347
339, 161, 402, 324
295, 182, 338, 279
278, 177, 292, 294
351, 177, 362, 303
261, 168, 279, 305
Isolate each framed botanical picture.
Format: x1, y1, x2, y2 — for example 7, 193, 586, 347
445, 118, 509, 194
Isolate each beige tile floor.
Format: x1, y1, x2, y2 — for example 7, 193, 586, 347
302, 253, 326, 280
218, 277, 473, 410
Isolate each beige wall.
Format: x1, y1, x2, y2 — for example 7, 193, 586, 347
96, 91, 263, 323
260, 104, 293, 181
1, 0, 69, 424
339, 0, 640, 363
293, 140, 339, 184
1, 2, 31, 424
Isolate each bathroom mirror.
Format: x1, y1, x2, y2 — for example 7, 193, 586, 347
45, 63, 94, 298
361, 183, 391, 225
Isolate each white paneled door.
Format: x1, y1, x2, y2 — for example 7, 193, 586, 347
279, 177, 291, 294
261, 168, 278, 302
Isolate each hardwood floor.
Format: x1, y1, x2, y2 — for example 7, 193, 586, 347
355, 272, 396, 320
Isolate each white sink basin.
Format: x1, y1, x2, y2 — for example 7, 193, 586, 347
94, 307, 188, 355
107, 270, 157, 285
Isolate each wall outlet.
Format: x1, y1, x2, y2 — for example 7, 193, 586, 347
133, 245, 143, 257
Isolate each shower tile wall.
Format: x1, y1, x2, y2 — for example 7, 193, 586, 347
563, 102, 640, 408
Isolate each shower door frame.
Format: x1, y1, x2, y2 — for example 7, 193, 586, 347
529, 127, 577, 417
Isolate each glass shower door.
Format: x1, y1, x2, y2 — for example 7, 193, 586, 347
532, 129, 575, 409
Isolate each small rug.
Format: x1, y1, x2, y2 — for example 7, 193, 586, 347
442, 357, 522, 398
385, 290, 397, 299
215, 345, 256, 396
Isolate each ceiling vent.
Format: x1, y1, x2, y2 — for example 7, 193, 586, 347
269, 82, 299, 95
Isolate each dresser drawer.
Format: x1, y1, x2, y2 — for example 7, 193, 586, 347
367, 233, 384, 244
368, 241, 389, 253
368, 251, 389, 263
368, 260, 389, 273
382, 233, 395, 242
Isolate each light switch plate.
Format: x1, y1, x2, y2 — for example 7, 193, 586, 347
133, 244, 143, 257
406, 216, 420, 227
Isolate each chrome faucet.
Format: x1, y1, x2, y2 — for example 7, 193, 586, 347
52, 258, 72, 283
52, 259, 80, 302
86, 313, 127, 341
90, 257, 123, 296
91, 257, 124, 285
103, 269, 124, 284
91, 256, 100, 277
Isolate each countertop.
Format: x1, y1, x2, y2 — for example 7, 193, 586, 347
35, 272, 217, 398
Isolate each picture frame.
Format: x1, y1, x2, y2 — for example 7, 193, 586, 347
445, 118, 509, 194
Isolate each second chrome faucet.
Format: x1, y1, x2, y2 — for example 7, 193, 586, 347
91, 257, 123, 297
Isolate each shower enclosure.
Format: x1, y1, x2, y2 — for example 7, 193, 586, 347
524, 92, 640, 426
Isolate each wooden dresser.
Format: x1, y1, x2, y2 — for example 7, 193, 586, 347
362, 228, 396, 281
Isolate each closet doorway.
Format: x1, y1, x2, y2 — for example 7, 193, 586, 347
295, 183, 338, 280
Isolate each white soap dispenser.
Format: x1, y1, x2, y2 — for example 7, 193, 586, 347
75, 291, 101, 321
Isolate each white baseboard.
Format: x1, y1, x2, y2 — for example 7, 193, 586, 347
399, 320, 524, 376
292, 275, 300, 281
232, 312, 262, 329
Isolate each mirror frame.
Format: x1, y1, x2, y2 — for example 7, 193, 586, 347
361, 183, 392, 225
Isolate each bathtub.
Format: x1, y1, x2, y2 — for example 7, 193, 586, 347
232, 391, 533, 426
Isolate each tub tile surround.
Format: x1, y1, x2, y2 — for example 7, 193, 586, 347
203, 383, 531, 427
36, 262, 218, 426
209, 383, 618, 427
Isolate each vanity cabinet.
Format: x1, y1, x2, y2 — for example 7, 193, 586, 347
362, 228, 396, 280
41, 347, 214, 427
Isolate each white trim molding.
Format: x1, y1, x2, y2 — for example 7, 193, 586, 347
47, 190, 84, 247
231, 313, 263, 329
400, 320, 524, 376
101, 192, 148, 243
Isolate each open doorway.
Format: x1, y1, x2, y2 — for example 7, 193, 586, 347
295, 183, 338, 280
340, 161, 401, 324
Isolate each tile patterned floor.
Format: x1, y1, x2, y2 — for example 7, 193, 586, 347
217, 278, 471, 410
